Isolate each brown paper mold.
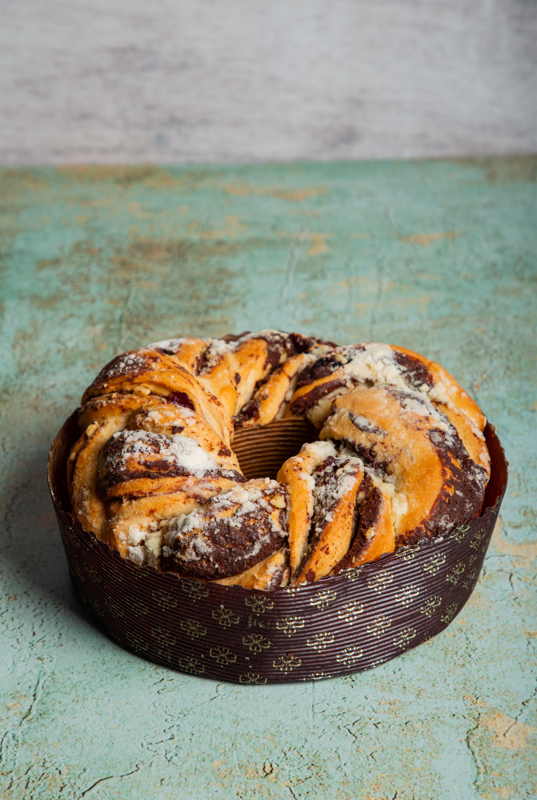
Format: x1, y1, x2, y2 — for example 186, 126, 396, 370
48, 412, 508, 684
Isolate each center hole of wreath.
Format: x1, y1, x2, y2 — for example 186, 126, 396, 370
231, 418, 318, 481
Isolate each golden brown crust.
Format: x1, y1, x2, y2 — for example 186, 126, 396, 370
320, 385, 488, 545
155, 337, 212, 373
293, 456, 365, 585
390, 344, 490, 477
125, 403, 241, 473
70, 368, 241, 567
277, 440, 337, 576
331, 483, 395, 573
392, 344, 485, 431
104, 484, 225, 563
237, 352, 317, 427
69, 420, 119, 537
213, 548, 290, 589
286, 373, 348, 428
286, 342, 488, 450
82, 348, 233, 446
197, 335, 288, 417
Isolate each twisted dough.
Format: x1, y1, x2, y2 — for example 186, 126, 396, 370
68, 331, 490, 589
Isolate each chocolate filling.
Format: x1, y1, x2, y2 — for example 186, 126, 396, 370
340, 437, 390, 476
296, 354, 346, 387
288, 332, 337, 355
348, 411, 386, 436
332, 477, 378, 574
393, 351, 434, 389
97, 432, 244, 495
234, 397, 261, 426
333, 387, 487, 546
296, 455, 365, 579
288, 378, 345, 416
164, 504, 287, 580
167, 391, 195, 411
401, 425, 487, 546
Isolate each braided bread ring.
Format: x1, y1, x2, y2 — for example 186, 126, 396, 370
68, 331, 490, 589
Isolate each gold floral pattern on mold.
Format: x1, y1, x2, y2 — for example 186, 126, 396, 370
125, 597, 149, 616
394, 584, 421, 606
337, 602, 364, 623
283, 586, 302, 597
446, 562, 465, 585
306, 632, 335, 651
441, 602, 459, 624
210, 646, 237, 666
152, 589, 178, 610
152, 627, 177, 648
245, 596, 274, 614
242, 633, 271, 652
419, 595, 442, 617
395, 543, 421, 561
103, 596, 125, 618
336, 646, 363, 665
181, 581, 210, 601
180, 619, 207, 639
369, 656, 388, 668
367, 573, 394, 593
344, 566, 364, 582
239, 673, 267, 685
177, 656, 205, 675
100, 562, 123, 584
470, 528, 488, 550
422, 552, 446, 575
450, 523, 471, 543
367, 615, 391, 638
85, 566, 100, 585
125, 631, 149, 652
212, 606, 240, 627
462, 569, 478, 590
275, 616, 305, 637
156, 649, 174, 664
393, 627, 417, 649
273, 655, 302, 673
309, 589, 337, 610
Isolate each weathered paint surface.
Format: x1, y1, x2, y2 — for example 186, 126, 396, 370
1, 159, 536, 799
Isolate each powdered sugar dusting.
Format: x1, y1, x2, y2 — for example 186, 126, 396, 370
173, 480, 286, 536
100, 351, 152, 380
160, 479, 288, 577
108, 430, 222, 476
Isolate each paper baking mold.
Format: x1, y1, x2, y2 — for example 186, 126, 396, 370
48, 413, 507, 684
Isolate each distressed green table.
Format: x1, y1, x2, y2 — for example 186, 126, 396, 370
1, 159, 536, 800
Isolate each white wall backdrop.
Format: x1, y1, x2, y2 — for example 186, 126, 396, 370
1, 0, 536, 164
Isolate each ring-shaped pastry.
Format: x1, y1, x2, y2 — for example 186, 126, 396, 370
68, 331, 490, 589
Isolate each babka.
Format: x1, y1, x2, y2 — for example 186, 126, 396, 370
67, 331, 490, 590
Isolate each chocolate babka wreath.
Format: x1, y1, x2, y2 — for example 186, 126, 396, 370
48, 331, 508, 683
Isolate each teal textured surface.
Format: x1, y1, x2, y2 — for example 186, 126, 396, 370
1, 159, 536, 798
